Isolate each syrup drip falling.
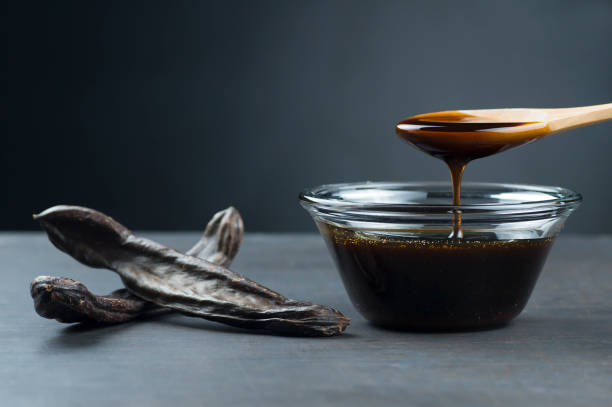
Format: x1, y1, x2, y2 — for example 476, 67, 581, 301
396, 111, 550, 238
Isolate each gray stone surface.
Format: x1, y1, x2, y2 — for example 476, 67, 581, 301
1, 232, 611, 407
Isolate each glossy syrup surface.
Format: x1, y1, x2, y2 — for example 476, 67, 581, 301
396, 111, 550, 163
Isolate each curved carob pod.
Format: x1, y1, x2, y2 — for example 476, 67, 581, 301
31, 277, 161, 323
184, 206, 243, 267
34, 205, 350, 336
31, 207, 244, 324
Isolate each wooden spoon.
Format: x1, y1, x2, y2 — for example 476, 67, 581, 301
395, 102, 612, 162
459, 102, 612, 135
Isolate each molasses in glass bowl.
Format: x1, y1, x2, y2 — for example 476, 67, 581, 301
299, 181, 581, 331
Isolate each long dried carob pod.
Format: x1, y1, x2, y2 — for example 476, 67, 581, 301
31, 207, 243, 324
34, 206, 350, 336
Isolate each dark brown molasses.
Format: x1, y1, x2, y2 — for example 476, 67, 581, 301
320, 224, 554, 330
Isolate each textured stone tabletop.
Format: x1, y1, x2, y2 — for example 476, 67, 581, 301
1, 232, 611, 407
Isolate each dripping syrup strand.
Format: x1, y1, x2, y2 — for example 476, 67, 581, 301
446, 159, 467, 239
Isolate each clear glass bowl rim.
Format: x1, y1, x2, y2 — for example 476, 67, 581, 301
299, 181, 582, 215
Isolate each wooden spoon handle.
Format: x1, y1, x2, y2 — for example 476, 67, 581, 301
547, 103, 612, 134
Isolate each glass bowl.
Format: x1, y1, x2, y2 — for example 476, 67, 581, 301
299, 182, 581, 330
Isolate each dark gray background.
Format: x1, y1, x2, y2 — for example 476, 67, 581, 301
5, 0, 612, 232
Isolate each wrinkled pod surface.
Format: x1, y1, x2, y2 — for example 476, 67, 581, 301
31, 207, 244, 324
34, 205, 349, 336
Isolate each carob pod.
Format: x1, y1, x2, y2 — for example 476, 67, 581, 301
31, 207, 244, 324
31, 276, 161, 323
34, 205, 350, 336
